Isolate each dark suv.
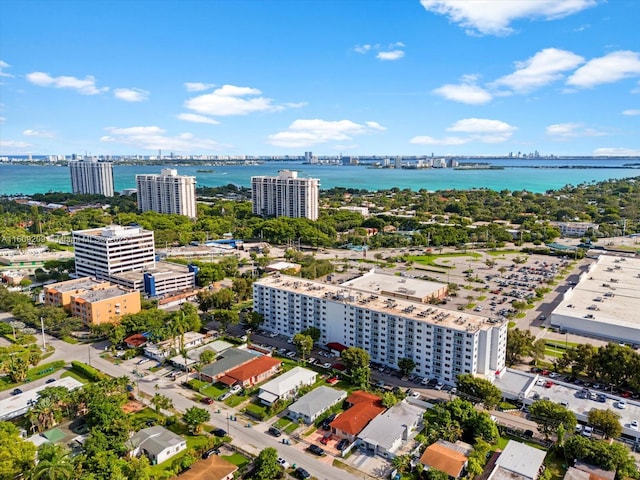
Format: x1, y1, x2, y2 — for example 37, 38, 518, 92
295, 467, 311, 479
308, 444, 325, 456
322, 413, 336, 430
267, 426, 282, 437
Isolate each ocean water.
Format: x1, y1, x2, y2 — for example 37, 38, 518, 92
1, 160, 639, 195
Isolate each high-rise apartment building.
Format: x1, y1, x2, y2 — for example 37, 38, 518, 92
72, 225, 156, 281
253, 274, 507, 385
69, 159, 114, 196
251, 170, 319, 220
136, 168, 197, 218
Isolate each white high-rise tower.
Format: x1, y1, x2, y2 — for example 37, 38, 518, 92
136, 168, 197, 218
69, 159, 114, 196
251, 170, 319, 220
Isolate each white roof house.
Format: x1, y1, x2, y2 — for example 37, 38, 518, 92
258, 367, 317, 405
489, 440, 547, 480
287, 386, 347, 424
356, 400, 424, 458
129, 426, 187, 466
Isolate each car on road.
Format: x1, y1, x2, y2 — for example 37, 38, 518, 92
294, 467, 311, 479
337, 438, 349, 451
617, 399, 627, 409
45, 378, 56, 384
278, 457, 290, 469
630, 420, 639, 431
307, 444, 325, 456
544, 381, 554, 388
212, 428, 227, 437
201, 397, 214, 405
267, 426, 282, 437
11, 388, 22, 395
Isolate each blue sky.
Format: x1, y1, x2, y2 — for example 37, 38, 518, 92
1, 0, 639, 157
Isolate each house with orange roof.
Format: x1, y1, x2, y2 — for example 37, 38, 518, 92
419, 439, 471, 479
329, 390, 385, 442
175, 454, 238, 480
218, 355, 282, 388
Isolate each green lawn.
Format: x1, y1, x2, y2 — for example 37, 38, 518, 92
202, 383, 226, 399
406, 252, 481, 269
59, 370, 90, 384
221, 452, 250, 468
0, 360, 66, 392
224, 394, 247, 408
274, 417, 291, 429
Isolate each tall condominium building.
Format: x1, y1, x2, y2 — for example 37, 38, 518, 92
136, 168, 197, 218
251, 170, 319, 220
72, 225, 156, 281
69, 159, 114, 196
253, 274, 507, 385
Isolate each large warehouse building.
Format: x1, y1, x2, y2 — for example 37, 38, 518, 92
253, 273, 507, 385
550, 255, 640, 344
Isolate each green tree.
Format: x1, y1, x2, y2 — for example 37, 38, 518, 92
391, 454, 411, 474
151, 393, 173, 416
244, 311, 265, 331
183, 406, 210, 434
381, 391, 399, 408
293, 333, 313, 361
587, 408, 622, 439
455, 373, 502, 409
397, 358, 416, 377
300, 326, 321, 343
0, 421, 36, 478
341, 347, 371, 389
31, 443, 74, 480
531, 339, 546, 366
424, 468, 449, 480
213, 309, 239, 334
506, 328, 534, 366
529, 399, 576, 439
253, 447, 281, 480
199, 349, 216, 365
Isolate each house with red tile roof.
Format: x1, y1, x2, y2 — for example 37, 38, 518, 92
218, 355, 281, 388
329, 390, 385, 442
419, 440, 471, 479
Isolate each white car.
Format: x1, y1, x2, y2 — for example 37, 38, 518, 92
582, 425, 593, 438
411, 391, 421, 398
229, 385, 242, 395
277, 457, 290, 469
321, 362, 332, 369
307, 357, 316, 364
286, 351, 296, 358
435, 382, 444, 390
536, 379, 545, 386
421, 377, 430, 385
617, 399, 627, 409
630, 420, 639, 431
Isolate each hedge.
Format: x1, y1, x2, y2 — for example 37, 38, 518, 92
71, 361, 107, 382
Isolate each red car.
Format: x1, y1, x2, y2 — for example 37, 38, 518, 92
544, 381, 554, 388
320, 433, 331, 445
621, 391, 632, 398
201, 397, 214, 405
541, 370, 551, 376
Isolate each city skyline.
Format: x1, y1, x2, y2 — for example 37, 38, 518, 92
1, 1, 639, 157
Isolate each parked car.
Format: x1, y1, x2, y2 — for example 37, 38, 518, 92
11, 388, 22, 395
229, 385, 242, 395
212, 428, 227, 437
322, 413, 336, 430
320, 433, 331, 445
435, 382, 444, 390
617, 399, 627, 409
294, 467, 311, 479
45, 378, 56, 384
582, 425, 593, 438
630, 420, 639, 431
321, 362, 332, 369
337, 439, 349, 451
286, 351, 297, 358
202, 448, 219, 459
268, 426, 282, 437
308, 444, 325, 456
218, 392, 232, 401
278, 457, 290, 469
201, 397, 214, 405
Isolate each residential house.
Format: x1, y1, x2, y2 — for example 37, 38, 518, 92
329, 390, 385, 442
176, 455, 238, 480
257, 367, 317, 406
124, 333, 148, 349
218, 355, 282, 388
356, 400, 424, 458
419, 440, 472, 479
129, 426, 186, 465
200, 348, 258, 383
563, 461, 616, 480
144, 332, 207, 363
488, 440, 547, 480
287, 386, 347, 424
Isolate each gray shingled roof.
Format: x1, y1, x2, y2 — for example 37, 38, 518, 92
288, 386, 346, 418
130, 426, 185, 457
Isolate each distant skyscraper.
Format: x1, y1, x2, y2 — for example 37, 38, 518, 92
136, 168, 197, 218
69, 159, 114, 196
251, 170, 319, 220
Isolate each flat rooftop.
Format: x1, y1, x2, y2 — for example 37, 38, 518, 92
0, 377, 83, 421
341, 269, 446, 299
553, 255, 640, 329
46, 277, 106, 293
73, 224, 150, 239
73, 286, 134, 302
255, 274, 501, 332
112, 261, 191, 282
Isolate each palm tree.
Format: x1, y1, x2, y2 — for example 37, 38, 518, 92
30, 448, 74, 480
391, 454, 411, 474
28, 397, 57, 433
151, 393, 173, 416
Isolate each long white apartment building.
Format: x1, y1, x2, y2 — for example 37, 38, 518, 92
253, 274, 507, 385
136, 168, 197, 218
251, 170, 319, 220
72, 225, 156, 281
69, 159, 114, 197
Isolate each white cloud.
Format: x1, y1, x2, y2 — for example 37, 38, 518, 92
622, 109, 640, 116
185, 84, 284, 116
410, 135, 469, 145
433, 82, 492, 104
283, 102, 308, 108
493, 48, 584, 93
420, 0, 596, 36
567, 50, 640, 88
177, 113, 220, 125
376, 50, 405, 61
25, 71, 108, 95
354, 44, 372, 54
22, 129, 54, 138
546, 122, 608, 139
101, 126, 224, 152
267, 119, 385, 148
0, 140, 32, 152
114, 88, 150, 102
0, 60, 14, 78
184, 82, 216, 92
593, 147, 640, 156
